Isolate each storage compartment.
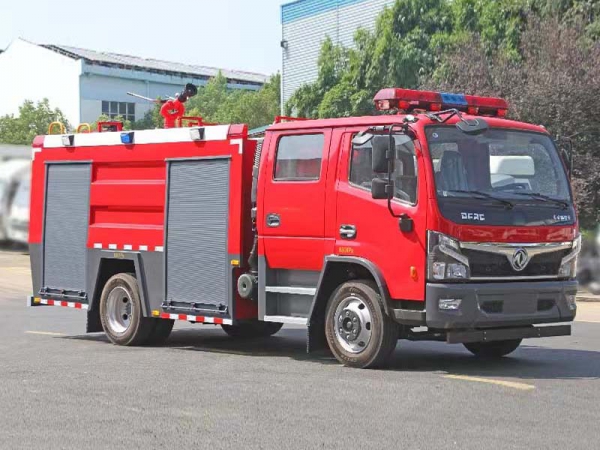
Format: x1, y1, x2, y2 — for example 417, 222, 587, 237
165, 157, 231, 311
42, 163, 91, 294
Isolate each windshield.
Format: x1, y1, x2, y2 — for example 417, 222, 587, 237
350, 134, 418, 204
427, 127, 571, 200
12, 179, 30, 209
427, 126, 574, 226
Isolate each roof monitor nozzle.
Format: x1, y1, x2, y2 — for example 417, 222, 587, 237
177, 83, 198, 103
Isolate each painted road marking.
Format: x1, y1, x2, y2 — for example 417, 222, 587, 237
575, 320, 600, 324
444, 374, 535, 391
25, 331, 66, 336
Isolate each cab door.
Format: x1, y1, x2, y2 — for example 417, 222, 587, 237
334, 128, 427, 302
260, 129, 332, 271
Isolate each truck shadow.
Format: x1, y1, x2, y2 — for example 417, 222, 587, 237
386, 341, 600, 380
0, 242, 28, 253
65, 326, 600, 380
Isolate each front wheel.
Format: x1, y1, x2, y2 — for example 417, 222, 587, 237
325, 280, 398, 369
463, 339, 522, 358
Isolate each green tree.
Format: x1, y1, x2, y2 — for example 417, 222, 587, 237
0, 99, 70, 144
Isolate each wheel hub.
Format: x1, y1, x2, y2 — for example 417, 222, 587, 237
333, 295, 372, 354
106, 286, 132, 334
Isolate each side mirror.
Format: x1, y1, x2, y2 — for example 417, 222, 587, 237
556, 137, 573, 179
372, 136, 391, 173
371, 178, 393, 199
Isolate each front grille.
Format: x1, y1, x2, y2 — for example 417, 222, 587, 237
464, 248, 570, 278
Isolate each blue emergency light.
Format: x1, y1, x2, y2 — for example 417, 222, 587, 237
121, 132, 134, 145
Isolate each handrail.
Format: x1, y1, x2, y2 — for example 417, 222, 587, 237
47, 121, 66, 135
76, 123, 92, 133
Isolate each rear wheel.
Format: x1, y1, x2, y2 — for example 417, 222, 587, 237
463, 339, 522, 358
100, 273, 154, 346
325, 280, 398, 369
221, 321, 283, 338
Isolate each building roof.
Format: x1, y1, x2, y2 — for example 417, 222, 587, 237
41, 44, 268, 86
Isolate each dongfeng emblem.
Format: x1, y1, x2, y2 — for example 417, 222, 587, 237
511, 248, 530, 271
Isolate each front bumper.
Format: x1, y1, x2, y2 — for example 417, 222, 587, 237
426, 280, 577, 329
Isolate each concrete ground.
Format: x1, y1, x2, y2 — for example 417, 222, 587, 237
1, 249, 599, 450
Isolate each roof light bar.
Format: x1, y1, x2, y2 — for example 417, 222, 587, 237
374, 88, 508, 117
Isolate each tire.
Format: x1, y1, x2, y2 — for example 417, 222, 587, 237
325, 280, 398, 369
463, 339, 522, 358
589, 282, 600, 295
577, 269, 592, 285
146, 319, 174, 345
221, 321, 283, 338
99, 273, 154, 346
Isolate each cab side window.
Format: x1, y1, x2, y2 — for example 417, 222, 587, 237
349, 135, 418, 204
274, 134, 324, 181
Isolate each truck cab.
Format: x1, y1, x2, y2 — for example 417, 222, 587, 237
255, 88, 578, 367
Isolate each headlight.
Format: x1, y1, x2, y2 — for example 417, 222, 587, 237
427, 231, 470, 281
558, 235, 581, 279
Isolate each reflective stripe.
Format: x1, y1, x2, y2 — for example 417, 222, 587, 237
90, 244, 159, 252
157, 311, 231, 325
36, 298, 89, 310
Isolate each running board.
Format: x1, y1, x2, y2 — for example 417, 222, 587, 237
265, 286, 316, 296
263, 315, 308, 325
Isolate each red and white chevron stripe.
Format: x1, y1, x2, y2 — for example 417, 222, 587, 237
31, 297, 89, 310
153, 311, 232, 325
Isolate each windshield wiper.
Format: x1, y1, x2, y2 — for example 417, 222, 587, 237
444, 190, 514, 209
508, 192, 569, 209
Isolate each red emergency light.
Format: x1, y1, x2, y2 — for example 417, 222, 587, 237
373, 88, 508, 117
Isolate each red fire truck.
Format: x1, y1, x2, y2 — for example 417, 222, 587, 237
27, 87, 580, 368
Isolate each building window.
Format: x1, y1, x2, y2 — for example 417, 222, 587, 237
274, 134, 324, 181
101, 101, 136, 122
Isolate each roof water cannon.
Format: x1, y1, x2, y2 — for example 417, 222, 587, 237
127, 83, 198, 129
373, 88, 508, 117
160, 83, 198, 128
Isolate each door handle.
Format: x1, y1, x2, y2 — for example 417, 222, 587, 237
266, 213, 280, 228
339, 224, 356, 239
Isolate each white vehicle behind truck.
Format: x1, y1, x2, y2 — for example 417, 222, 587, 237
7, 175, 30, 245
0, 159, 30, 243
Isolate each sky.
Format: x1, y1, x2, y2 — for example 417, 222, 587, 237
0, 0, 288, 76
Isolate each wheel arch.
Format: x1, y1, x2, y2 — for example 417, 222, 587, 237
306, 256, 393, 352
87, 252, 150, 332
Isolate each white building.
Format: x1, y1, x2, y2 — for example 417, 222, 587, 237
0, 38, 268, 126
281, 0, 395, 106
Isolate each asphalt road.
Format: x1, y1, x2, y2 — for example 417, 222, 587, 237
1, 249, 599, 450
